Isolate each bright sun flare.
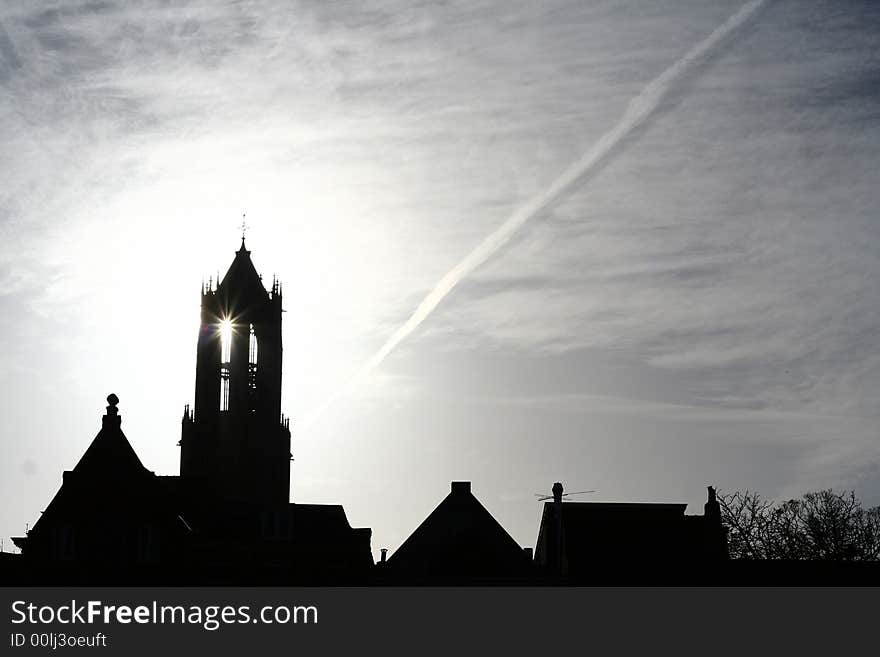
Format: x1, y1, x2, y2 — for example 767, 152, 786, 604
220, 319, 233, 362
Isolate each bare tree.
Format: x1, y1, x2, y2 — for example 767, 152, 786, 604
718, 489, 880, 561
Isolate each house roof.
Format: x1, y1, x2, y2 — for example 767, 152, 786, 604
71, 415, 150, 481
534, 500, 693, 572
387, 481, 526, 577
25, 402, 183, 546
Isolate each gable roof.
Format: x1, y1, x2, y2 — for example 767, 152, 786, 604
71, 415, 150, 480
25, 411, 176, 548
388, 482, 526, 577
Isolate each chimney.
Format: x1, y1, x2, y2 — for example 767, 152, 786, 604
705, 485, 721, 527
451, 481, 471, 494
552, 481, 564, 503
380, 548, 388, 564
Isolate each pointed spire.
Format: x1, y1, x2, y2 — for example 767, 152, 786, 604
239, 213, 249, 252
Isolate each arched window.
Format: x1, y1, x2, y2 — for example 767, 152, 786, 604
247, 325, 258, 409
249, 324, 258, 365
219, 319, 232, 411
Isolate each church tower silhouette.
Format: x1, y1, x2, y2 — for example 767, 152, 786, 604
179, 237, 291, 504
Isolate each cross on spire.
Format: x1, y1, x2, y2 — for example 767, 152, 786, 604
238, 213, 250, 252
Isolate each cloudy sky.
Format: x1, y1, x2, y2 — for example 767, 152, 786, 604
1, 0, 879, 556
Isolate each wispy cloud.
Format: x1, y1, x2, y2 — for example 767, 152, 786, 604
301, 0, 770, 428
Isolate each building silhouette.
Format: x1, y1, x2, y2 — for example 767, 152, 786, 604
9, 238, 872, 585
9, 395, 188, 583
533, 483, 727, 583
180, 237, 289, 505
379, 482, 533, 583
9, 240, 372, 584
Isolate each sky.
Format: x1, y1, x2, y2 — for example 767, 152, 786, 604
1, 0, 879, 558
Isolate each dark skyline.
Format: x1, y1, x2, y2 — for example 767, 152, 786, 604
2, 0, 880, 560
4, 242, 729, 585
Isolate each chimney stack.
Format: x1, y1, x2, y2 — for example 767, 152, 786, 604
451, 481, 471, 494
705, 485, 721, 526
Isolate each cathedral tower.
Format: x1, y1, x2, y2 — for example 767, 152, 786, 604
179, 238, 291, 504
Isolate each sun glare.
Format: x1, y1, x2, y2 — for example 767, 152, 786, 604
220, 319, 233, 363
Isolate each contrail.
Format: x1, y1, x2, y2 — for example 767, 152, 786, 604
301, 0, 769, 431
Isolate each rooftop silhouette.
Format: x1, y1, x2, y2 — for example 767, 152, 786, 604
3, 240, 877, 586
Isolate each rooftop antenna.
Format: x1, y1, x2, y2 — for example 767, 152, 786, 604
534, 483, 596, 502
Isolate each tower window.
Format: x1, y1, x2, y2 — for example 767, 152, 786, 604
220, 319, 232, 363
220, 319, 232, 411
220, 368, 230, 411
247, 324, 258, 410
249, 324, 258, 365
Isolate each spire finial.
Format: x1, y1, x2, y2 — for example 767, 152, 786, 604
239, 212, 248, 249
103, 393, 121, 428
106, 393, 119, 416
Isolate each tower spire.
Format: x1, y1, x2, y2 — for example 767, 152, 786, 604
182, 238, 289, 504
239, 213, 248, 251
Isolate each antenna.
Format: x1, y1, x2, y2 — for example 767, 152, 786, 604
534, 490, 596, 502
